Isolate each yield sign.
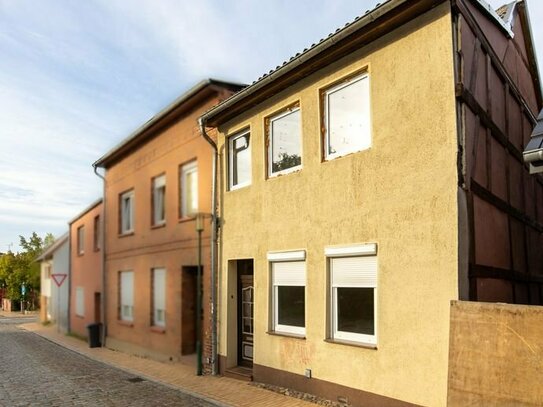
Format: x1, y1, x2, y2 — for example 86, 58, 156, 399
51, 274, 67, 287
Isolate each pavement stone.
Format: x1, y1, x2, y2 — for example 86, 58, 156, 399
11, 319, 315, 407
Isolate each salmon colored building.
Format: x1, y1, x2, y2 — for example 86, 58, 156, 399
69, 199, 103, 338
93, 80, 244, 369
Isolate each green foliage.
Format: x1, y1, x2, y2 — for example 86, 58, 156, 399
0, 232, 53, 306
272, 152, 301, 173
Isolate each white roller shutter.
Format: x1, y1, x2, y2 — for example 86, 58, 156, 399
331, 256, 377, 287
153, 268, 166, 313
272, 261, 305, 286
121, 271, 134, 307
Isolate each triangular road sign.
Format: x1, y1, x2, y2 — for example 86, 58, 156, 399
51, 274, 67, 287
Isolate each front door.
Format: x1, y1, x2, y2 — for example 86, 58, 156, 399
182, 266, 197, 355
237, 260, 254, 367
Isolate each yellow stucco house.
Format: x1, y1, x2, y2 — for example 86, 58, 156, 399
199, 0, 542, 406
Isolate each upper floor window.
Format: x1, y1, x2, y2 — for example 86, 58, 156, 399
180, 162, 198, 218
77, 226, 84, 255
228, 130, 251, 190
322, 72, 371, 160
152, 174, 166, 226
119, 190, 134, 235
267, 105, 302, 177
93, 215, 100, 251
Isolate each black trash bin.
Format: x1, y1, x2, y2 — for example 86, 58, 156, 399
87, 323, 102, 348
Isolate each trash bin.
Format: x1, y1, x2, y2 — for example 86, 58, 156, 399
87, 323, 102, 348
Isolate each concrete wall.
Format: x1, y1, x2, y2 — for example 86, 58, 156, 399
70, 202, 103, 337
216, 4, 458, 406
103, 90, 232, 365
448, 300, 543, 406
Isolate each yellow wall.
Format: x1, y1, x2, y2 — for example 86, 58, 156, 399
217, 4, 458, 406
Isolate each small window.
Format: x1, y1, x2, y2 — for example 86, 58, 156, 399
228, 130, 251, 190
152, 268, 166, 327
267, 105, 302, 177
75, 287, 85, 317
323, 72, 371, 160
180, 162, 198, 218
269, 251, 306, 335
77, 226, 84, 255
152, 174, 166, 226
327, 246, 377, 345
119, 190, 134, 234
119, 271, 134, 321
93, 215, 100, 251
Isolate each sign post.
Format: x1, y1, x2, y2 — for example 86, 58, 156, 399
21, 282, 26, 314
51, 274, 67, 333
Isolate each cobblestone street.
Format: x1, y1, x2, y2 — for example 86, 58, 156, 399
0, 317, 217, 407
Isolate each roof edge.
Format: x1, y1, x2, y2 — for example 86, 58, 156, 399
36, 232, 69, 262
68, 198, 103, 225
93, 78, 246, 168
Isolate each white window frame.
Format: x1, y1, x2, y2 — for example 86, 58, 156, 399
120, 271, 134, 322
180, 161, 198, 218
228, 129, 251, 190
323, 72, 371, 161
120, 190, 134, 234
326, 243, 377, 345
152, 268, 166, 327
268, 250, 306, 335
77, 225, 84, 255
267, 107, 302, 177
75, 287, 84, 317
152, 174, 166, 226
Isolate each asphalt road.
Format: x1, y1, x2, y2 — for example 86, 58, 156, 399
0, 317, 216, 406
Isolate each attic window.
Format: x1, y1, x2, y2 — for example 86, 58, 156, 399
322, 72, 371, 160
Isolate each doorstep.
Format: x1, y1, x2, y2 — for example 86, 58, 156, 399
224, 366, 253, 382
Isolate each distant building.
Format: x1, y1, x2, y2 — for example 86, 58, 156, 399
68, 199, 103, 338
37, 233, 69, 332
93, 80, 244, 367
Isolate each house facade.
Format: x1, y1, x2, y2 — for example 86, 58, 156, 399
69, 199, 103, 338
93, 80, 244, 367
200, 0, 541, 406
37, 233, 70, 332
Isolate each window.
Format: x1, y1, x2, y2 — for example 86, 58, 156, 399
152, 268, 166, 327
326, 244, 377, 345
93, 215, 100, 251
119, 271, 134, 322
152, 174, 166, 226
228, 130, 251, 190
322, 72, 371, 160
267, 105, 302, 177
180, 162, 198, 217
268, 250, 306, 335
75, 287, 85, 317
119, 190, 134, 234
77, 226, 84, 255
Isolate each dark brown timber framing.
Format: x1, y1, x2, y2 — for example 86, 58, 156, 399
453, 0, 543, 305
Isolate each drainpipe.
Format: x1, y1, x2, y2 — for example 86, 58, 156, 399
93, 164, 107, 347
198, 117, 219, 375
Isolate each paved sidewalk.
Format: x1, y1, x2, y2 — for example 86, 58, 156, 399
20, 322, 315, 407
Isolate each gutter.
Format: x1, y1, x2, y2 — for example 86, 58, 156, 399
198, 116, 219, 375
93, 164, 107, 347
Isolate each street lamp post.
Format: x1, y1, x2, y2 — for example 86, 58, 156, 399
195, 213, 204, 376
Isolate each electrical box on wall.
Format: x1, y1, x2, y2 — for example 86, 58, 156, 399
304, 368, 312, 378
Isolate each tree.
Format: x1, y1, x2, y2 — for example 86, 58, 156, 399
0, 232, 53, 309
272, 152, 301, 173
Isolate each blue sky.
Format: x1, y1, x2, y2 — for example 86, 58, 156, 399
0, 0, 541, 251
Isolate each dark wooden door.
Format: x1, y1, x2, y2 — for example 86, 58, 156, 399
237, 260, 254, 367
182, 266, 197, 355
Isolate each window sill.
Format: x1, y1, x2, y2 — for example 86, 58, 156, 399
178, 217, 195, 224
228, 183, 251, 192
324, 338, 377, 350
323, 147, 371, 163
118, 320, 134, 327
151, 223, 166, 230
268, 166, 302, 179
118, 232, 134, 238
150, 326, 166, 334
266, 331, 306, 340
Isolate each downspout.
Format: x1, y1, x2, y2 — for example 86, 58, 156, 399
93, 164, 107, 347
198, 116, 219, 375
